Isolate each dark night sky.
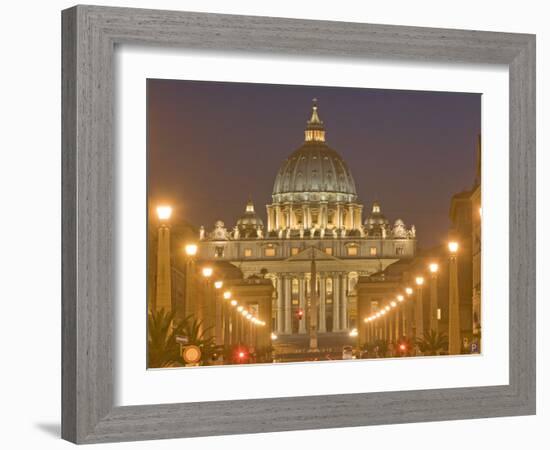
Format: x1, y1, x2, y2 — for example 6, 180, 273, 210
148, 79, 480, 250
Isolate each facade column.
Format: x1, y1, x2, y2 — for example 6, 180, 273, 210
332, 274, 340, 331
275, 205, 281, 230
276, 275, 284, 334
298, 276, 306, 334
335, 204, 342, 229
340, 273, 348, 330
406, 300, 414, 338
284, 275, 292, 334
319, 275, 327, 332
354, 206, 362, 230
289, 204, 294, 229
306, 204, 312, 230
320, 202, 328, 229
394, 308, 400, 341
266, 205, 272, 232
348, 204, 354, 229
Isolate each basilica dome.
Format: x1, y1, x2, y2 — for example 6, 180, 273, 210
236, 199, 264, 238
237, 200, 264, 230
272, 102, 357, 201
364, 201, 390, 235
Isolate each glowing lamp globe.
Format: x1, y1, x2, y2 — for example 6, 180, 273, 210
156, 205, 172, 220
185, 243, 198, 256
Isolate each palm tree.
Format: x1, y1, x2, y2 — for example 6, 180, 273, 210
416, 330, 449, 356
147, 308, 185, 368
181, 316, 215, 364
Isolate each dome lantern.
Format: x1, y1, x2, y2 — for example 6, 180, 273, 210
304, 98, 326, 143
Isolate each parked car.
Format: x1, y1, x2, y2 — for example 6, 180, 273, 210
342, 345, 354, 360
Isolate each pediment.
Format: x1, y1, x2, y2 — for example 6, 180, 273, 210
285, 246, 340, 262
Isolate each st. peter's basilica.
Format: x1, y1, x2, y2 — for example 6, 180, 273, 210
196, 101, 417, 335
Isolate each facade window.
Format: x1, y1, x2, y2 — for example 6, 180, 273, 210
395, 246, 404, 255
347, 246, 358, 256
291, 247, 300, 256
369, 247, 377, 256
265, 248, 276, 257
215, 246, 224, 258
244, 248, 252, 257
325, 247, 333, 255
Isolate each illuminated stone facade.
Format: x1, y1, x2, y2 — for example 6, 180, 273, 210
197, 102, 417, 335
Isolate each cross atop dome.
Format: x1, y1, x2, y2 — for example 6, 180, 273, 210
305, 98, 326, 142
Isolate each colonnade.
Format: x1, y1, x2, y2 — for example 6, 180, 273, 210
363, 294, 421, 344
274, 272, 352, 334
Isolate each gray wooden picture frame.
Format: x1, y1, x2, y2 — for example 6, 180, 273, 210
61, 4, 536, 444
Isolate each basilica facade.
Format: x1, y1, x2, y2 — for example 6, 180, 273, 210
197, 102, 416, 335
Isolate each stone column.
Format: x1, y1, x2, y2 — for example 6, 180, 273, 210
276, 275, 284, 334
348, 204, 354, 229
430, 273, 439, 333
354, 206, 362, 230
406, 300, 414, 338
284, 275, 292, 334
394, 308, 400, 341
320, 202, 328, 229
289, 204, 294, 229
449, 254, 461, 354
332, 274, 340, 331
215, 290, 223, 346
319, 275, 327, 332
298, 276, 306, 334
415, 286, 424, 340
275, 205, 281, 230
155, 224, 172, 312
336, 204, 342, 229
266, 205, 273, 232
340, 273, 348, 330
231, 307, 238, 344
184, 258, 195, 319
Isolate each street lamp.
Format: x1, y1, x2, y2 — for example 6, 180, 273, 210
448, 240, 461, 354
405, 287, 413, 296
428, 262, 439, 333
397, 294, 404, 302
448, 241, 459, 254
214, 280, 223, 289
202, 267, 213, 278
415, 276, 424, 340
223, 290, 232, 300
185, 243, 198, 257
155, 205, 172, 312
156, 205, 172, 221
183, 242, 198, 320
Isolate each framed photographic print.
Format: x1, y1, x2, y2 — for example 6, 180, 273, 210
62, 5, 536, 444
